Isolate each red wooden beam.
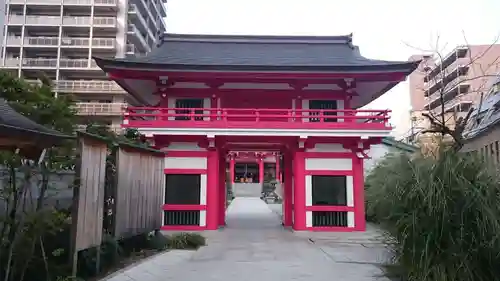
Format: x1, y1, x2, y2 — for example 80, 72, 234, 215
107, 69, 409, 82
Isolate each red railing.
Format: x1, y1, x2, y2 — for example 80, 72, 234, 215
123, 107, 391, 130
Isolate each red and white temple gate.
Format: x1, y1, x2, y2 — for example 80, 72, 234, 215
94, 34, 418, 231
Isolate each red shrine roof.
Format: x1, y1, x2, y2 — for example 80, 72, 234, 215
94, 33, 419, 73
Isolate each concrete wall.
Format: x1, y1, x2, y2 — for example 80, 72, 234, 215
364, 144, 391, 176
462, 124, 500, 164
0, 169, 75, 211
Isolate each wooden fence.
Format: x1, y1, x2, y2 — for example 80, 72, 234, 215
70, 132, 165, 275
70, 132, 107, 275
113, 142, 165, 238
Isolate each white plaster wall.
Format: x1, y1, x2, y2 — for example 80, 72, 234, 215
264, 156, 276, 163
306, 143, 349, 153
199, 174, 207, 226
302, 99, 310, 122
164, 157, 207, 169
203, 98, 210, 121
363, 144, 391, 177
167, 97, 176, 121
305, 158, 352, 170
164, 142, 207, 151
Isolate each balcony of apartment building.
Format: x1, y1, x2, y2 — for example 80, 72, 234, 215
63, 0, 118, 11
7, 15, 117, 30
424, 46, 469, 82
424, 75, 471, 111
424, 62, 471, 110
3, 57, 99, 70
424, 62, 469, 97
127, 24, 151, 53
75, 101, 127, 116
441, 101, 473, 117
5, 36, 115, 52
24, 79, 125, 95
128, 4, 156, 44
130, 0, 159, 34
7, 0, 117, 9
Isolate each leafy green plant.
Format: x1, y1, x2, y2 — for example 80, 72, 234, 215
365, 150, 500, 281
147, 231, 170, 250
166, 233, 206, 249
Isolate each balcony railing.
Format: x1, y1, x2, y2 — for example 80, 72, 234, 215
6, 36, 114, 48
56, 80, 124, 93
63, 0, 116, 5
127, 24, 150, 51
123, 107, 391, 130
75, 102, 126, 116
7, 15, 116, 26
9, 0, 61, 4
7, 58, 99, 69
24, 79, 125, 93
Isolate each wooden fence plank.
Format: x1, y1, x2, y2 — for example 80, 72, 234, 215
113, 145, 164, 239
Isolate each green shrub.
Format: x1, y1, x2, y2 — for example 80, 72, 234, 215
147, 231, 170, 250
166, 233, 206, 249
365, 150, 500, 281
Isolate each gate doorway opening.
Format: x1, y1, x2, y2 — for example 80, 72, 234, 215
159, 135, 369, 232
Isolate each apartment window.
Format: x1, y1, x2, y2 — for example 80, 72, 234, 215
175, 98, 204, 121
309, 100, 337, 122
459, 103, 472, 112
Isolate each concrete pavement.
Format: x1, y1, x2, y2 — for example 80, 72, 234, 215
103, 198, 390, 281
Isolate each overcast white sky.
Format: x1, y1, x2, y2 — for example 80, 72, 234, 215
164, 0, 500, 137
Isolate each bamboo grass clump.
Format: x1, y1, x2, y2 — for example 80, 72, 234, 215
365, 150, 500, 281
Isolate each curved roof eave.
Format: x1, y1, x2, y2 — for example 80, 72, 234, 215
94, 56, 420, 74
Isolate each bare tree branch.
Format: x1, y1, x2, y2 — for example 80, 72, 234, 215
408, 33, 500, 151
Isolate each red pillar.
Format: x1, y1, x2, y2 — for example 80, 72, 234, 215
353, 156, 366, 231
295, 97, 302, 122
206, 149, 219, 230
229, 155, 235, 184
283, 151, 293, 227
218, 151, 226, 226
258, 156, 264, 183
292, 151, 306, 230
275, 154, 281, 182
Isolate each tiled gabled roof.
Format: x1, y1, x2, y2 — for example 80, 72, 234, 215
94, 33, 419, 72
0, 98, 72, 143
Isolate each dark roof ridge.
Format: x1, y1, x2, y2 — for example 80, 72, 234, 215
159, 33, 354, 46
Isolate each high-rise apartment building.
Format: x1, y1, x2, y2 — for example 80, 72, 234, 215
405, 45, 500, 143
0, 0, 166, 131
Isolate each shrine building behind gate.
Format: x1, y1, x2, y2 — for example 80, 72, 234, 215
94, 34, 419, 232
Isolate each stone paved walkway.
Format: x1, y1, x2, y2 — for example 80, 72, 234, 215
104, 198, 390, 281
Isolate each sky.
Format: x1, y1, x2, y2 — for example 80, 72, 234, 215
164, 0, 500, 137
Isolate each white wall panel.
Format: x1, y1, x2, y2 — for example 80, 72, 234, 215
164, 157, 207, 169
305, 158, 352, 170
